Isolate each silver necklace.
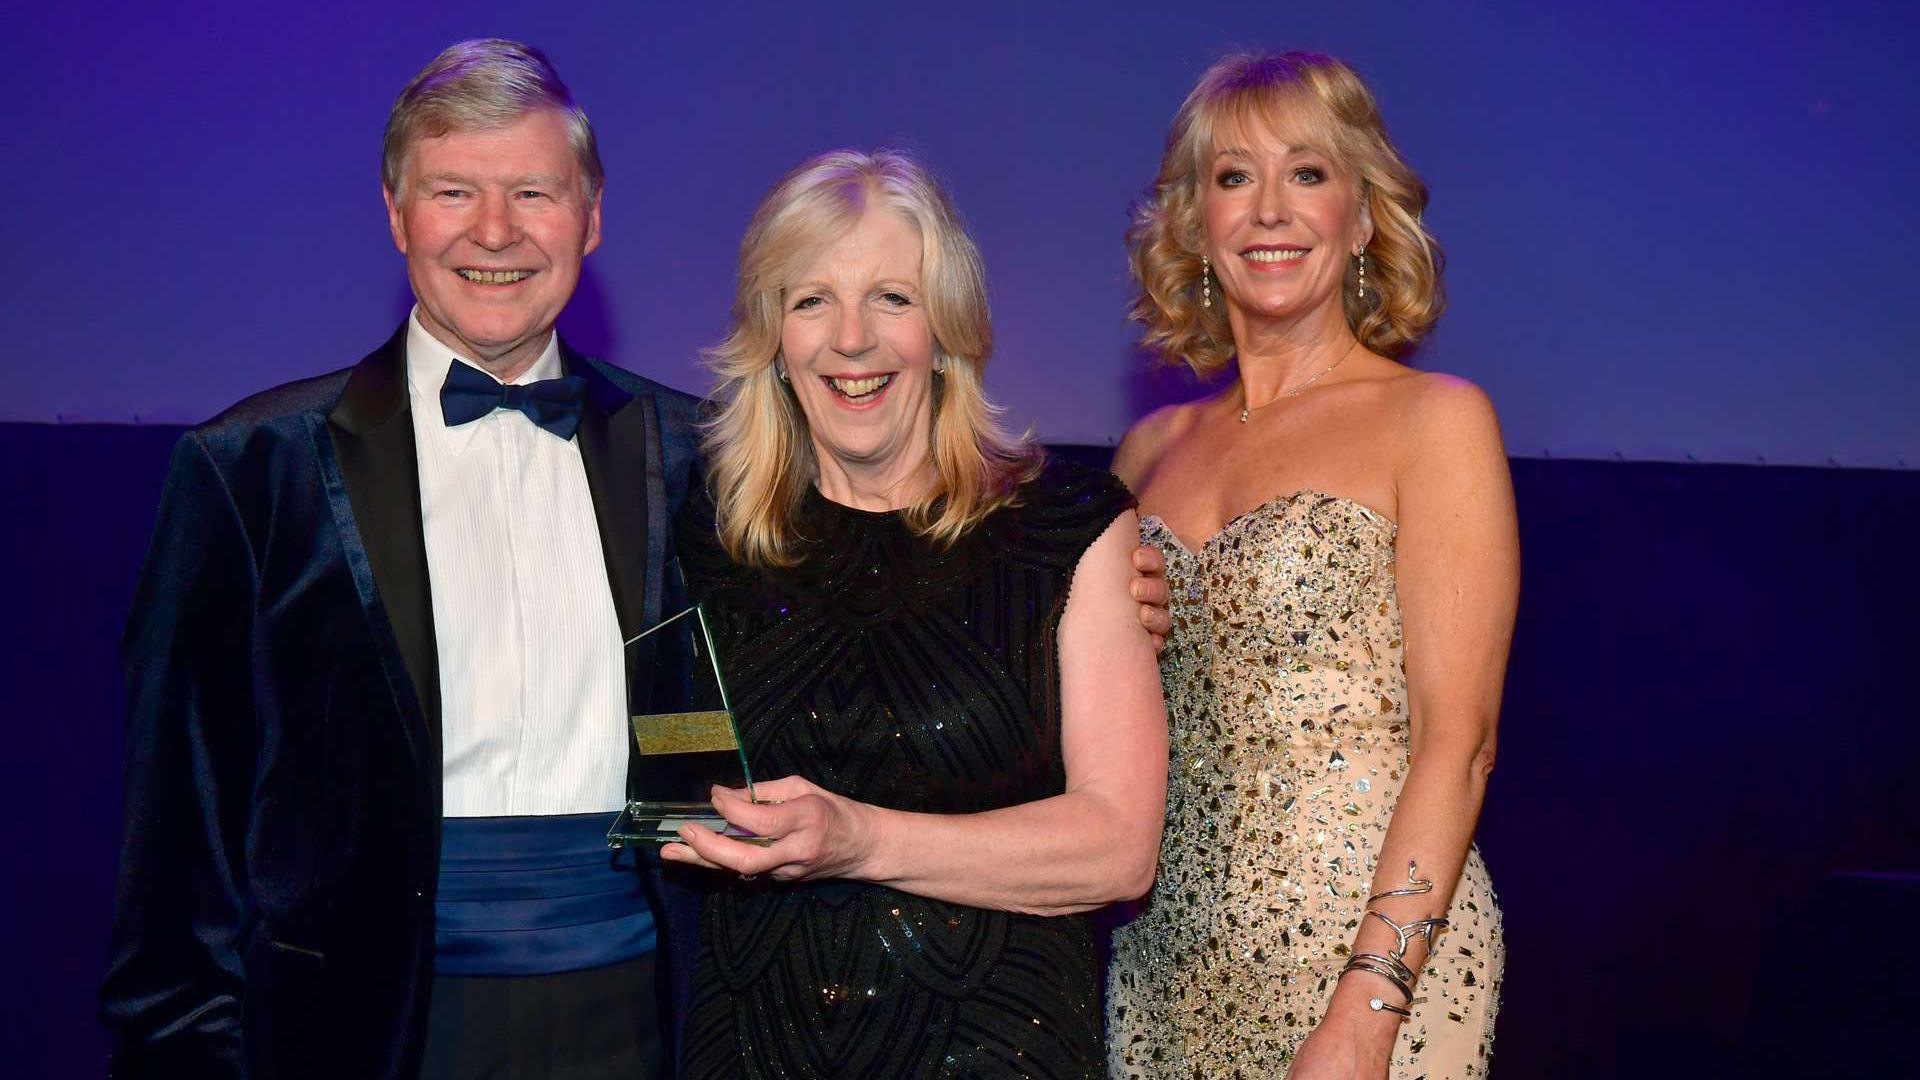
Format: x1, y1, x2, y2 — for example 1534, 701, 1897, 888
1238, 339, 1361, 422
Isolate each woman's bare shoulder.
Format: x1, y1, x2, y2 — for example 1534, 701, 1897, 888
1394, 371, 1501, 442
1112, 398, 1211, 489
1383, 370, 1508, 494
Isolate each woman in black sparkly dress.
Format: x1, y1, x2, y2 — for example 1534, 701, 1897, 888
659, 149, 1169, 1079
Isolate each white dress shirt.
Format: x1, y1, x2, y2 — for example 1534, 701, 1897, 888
404, 312, 629, 817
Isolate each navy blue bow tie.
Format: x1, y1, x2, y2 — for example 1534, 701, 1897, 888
439, 359, 588, 440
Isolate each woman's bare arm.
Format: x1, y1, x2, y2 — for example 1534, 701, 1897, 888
1293, 374, 1519, 1071
665, 510, 1170, 915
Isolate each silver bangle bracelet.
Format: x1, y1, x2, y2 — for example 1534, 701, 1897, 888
1365, 908, 1450, 958
1368, 859, 1440, 904
1346, 951, 1416, 984
1368, 996, 1413, 1019
1340, 957, 1413, 1002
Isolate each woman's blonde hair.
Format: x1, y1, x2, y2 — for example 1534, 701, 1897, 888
1129, 51, 1445, 374
702, 149, 1040, 569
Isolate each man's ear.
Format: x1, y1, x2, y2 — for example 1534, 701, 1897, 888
582, 184, 604, 258
384, 184, 409, 255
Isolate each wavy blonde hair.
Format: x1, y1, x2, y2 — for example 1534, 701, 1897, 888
1129, 51, 1445, 374
702, 149, 1041, 569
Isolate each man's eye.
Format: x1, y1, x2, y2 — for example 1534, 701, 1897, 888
516, 190, 550, 200
438, 189, 469, 199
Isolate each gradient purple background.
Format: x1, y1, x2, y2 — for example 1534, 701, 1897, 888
6, 1, 1915, 465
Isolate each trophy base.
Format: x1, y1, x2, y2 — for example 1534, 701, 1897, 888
608, 802, 772, 847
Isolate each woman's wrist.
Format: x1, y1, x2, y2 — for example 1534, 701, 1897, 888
1327, 971, 1411, 1041
842, 797, 890, 883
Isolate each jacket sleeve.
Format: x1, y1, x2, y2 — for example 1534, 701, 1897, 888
101, 431, 257, 1080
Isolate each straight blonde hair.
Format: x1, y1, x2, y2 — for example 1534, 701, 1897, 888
702, 149, 1040, 569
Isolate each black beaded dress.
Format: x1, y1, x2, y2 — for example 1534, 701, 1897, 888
674, 458, 1134, 1080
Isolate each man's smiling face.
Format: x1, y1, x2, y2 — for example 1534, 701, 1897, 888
384, 108, 601, 379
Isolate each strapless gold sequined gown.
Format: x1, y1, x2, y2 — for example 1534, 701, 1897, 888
1108, 492, 1502, 1079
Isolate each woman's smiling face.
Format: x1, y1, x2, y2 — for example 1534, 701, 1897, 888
1200, 119, 1371, 332
780, 205, 939, 491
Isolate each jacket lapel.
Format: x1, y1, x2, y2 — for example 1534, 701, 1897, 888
323, 326, 442, 771
565, 342, 665, 713
316, 330, 660, 784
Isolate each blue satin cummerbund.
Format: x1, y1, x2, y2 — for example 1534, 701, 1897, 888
434, 812, 656, 977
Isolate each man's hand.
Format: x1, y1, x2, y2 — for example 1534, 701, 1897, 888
1131, 544, 1171, 653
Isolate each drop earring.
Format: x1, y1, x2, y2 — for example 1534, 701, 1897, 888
1354, 250, 1368, 301
1201, 255, 1212, 309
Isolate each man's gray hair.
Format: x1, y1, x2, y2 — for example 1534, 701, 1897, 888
382, 38, 604, 201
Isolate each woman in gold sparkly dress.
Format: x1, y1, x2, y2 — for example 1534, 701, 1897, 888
1106, 52, 1513, 1079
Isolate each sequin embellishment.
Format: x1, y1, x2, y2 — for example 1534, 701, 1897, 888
1108, 492, 1503, 1078
676, 460, 1135, 1079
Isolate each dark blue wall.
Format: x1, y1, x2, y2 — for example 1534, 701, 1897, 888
6, 422, 1914, 1077
2, 424, 183, 1079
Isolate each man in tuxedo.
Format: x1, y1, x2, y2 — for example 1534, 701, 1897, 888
100, 40, 700, 1078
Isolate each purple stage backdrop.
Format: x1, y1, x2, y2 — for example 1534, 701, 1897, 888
5, 1, 1916, 466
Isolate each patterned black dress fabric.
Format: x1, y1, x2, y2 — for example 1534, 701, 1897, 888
675, 458, 1134, 1080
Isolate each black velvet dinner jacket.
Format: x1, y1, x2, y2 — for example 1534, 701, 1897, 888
101, 325, 704, 1079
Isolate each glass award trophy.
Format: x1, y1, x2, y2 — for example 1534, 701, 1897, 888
607, 603, 766, 847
